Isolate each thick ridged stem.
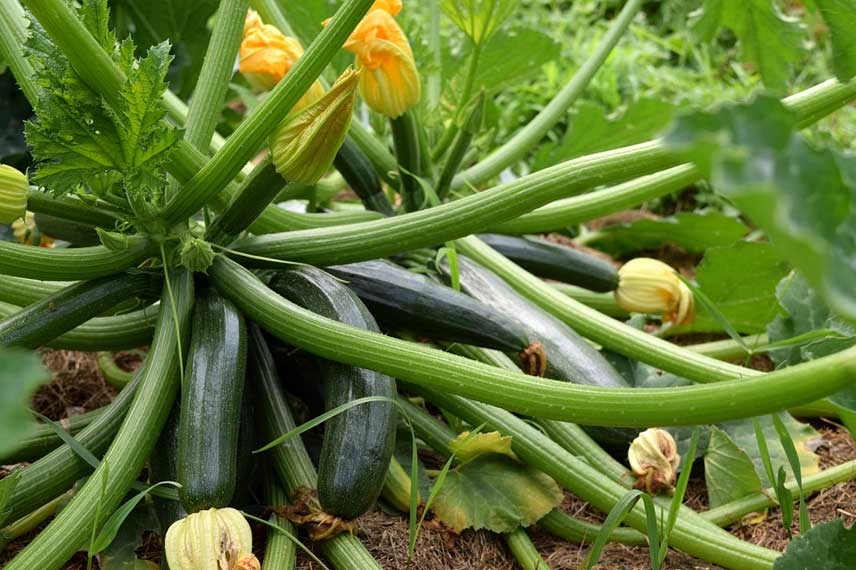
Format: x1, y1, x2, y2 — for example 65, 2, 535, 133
0, 0, 38, 103
0, 407, 106, 464
212, 256, 856, 427
3, 271, 193, 570
0, 238, 153, 281
182, 0, 248, 152
233, 142, 680, 265
0, 276, 68, 306
249, 324, 382, 570
0, 301, 158, 351
262, 473, 297, 570
550, 283, 628, 317
26, 189, 122, 230
504, 528, 552, 570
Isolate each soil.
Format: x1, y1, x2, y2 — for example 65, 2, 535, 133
2, 349, 855, 570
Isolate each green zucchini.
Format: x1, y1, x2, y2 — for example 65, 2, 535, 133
177, 288, 248, 512
268, 267, 397, 520
0, 271, 161, 349
334, 137, 395, 216
33, 213, 100, 246
325, 260, 536, 355
443, 256, 628, 388
477, 233, 618, 292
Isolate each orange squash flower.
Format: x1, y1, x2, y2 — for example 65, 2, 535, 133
342, 10, 420, 118
239, 11, 324, 112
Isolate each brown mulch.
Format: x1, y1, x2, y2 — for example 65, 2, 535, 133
2, 350, 856, 570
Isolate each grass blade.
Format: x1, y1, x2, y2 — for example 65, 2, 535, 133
772, 413, 810, 534
32, 410, 100, 469
658, 426, 700, 564
583, 489, 644, 570
89, 480, 180, 554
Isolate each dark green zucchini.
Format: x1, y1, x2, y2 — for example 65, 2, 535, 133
268, 267, 397, 520
34, 213, 100, 246
334, 137, 395, 216
442, 256, 628, 389
478, 234, 618, 293
0, 271, 162, 349
441, 256, 636, 448
177, 288, 248, 512
325, 260, 537, 356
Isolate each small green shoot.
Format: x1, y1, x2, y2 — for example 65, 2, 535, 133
772, 413, 811, 534
583, 490, 659, 570
658, 426, 701, 564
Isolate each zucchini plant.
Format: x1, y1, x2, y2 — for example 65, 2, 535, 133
0, 0, 855, 569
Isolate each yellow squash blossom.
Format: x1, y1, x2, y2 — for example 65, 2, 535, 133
0, 164, 28, 224
238, 12, 324, 111
342, 10, 420, 118
614, 258, 695, 325
12, 212, 54, 248
369, 0, 402, 15
165, 508, 260, 570
270, 68, 359, 185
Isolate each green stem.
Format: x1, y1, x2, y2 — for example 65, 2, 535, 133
687, 334, 768, 361
212, 256, 856, 427
160, 0, 375, 224
96, 352, 136, 388
0, 490, 73, 549
3, 271, 193, 570
0, 301, 158, 351
233, 141, 680, 264
409, 387, 778, 570
0, 407, 106, 465
0, 238, 153, 281
432, 42, 481, 160
0, 275, 68, 306
435, 91, 485, 201
391, 111, 427, 212
0, 0, 38, 104
262, 472, 298, 570
504, 528, 551, 570
451, 0, 644, 191
248, 205, 384, 235
26, 189, 121, 230
491, 164, 698, 234
182, 0, 248, 153
550, 283, 628, 317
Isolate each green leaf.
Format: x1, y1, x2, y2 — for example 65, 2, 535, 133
720, 415, 821, 487
664, 95, 856, 327
693, 0, 805, 92
703, 426, 763, 508
0, 349, 50, 459
534, 99, 679, 170
773, 519, 856, 569
814, 0, 856, 82
767, 272, 856, 367
584, 211, 747, 255
430, 455, 562, 533
111, 0, 219, 98
24, 5, 180, 205
441, 0, 518, 45
681, 242, 790, 334
461, 28, 560, 94
98, 500, 159, 570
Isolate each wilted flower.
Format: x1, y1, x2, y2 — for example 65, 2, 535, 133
628, 428, 680, 494
614, 258, 694, 325
239, 12, 325, 110
12, 212, 54, 248
270, 68, 359, 184
164, 507, 260, 570
0, 164, 28, 224
341, 10, 420, 118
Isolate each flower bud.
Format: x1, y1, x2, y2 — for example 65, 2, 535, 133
628, 428, 680, 494
614, 258, 695, 325
165, 508, 260, 570
0, 164, 28, 224
239, 12, 325, 110
341, 10, 420, 118
270, 68, 358, 184
12, 212, 54, 248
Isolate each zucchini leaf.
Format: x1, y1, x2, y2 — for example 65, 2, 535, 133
773, 519, 856, 569
693, 0, 804, 93
429, 454, 562, 533
810, 0, 856, 82
0, 349, 50, 459
664, 95, 856, 329
703, 426, 762, 508
24, 0, 181, 212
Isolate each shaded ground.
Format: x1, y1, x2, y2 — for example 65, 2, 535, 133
2, 349, 855, 569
